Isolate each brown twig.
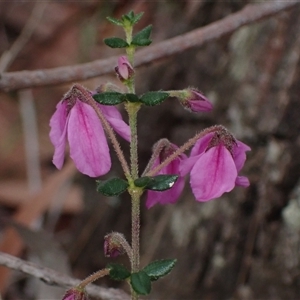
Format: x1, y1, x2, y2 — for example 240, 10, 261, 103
0, 1, 297, 91
0, 1, 47, 72
0, 252, 129, 300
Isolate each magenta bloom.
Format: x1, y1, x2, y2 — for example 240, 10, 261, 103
50, 90, 130, 177
181, 88, 213, 112
181, 129, 250, 201
146, 143, 187, 209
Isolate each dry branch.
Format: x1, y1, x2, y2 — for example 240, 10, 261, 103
0, 252, 129, 300
0, 1, 297, 91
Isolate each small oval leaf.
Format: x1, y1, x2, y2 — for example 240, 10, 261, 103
131, 25, 152, 46
93, 92, 125, 105
140, 91, 169, 106
130, 271, 151, 295
145, 175, 178, 191
134, 176, 152, 188
125, 93, 140, 103
143, 259, 177, 281
108, 263, 131, 281
132, 12, 144, 24
104, 37, 128, 48
96, 178, 129, 196
106, 16, 123, 26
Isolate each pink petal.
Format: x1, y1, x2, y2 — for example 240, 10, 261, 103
233, 141, 251, 172
190, 145, 237, 201
180, 154, 201, 176
117, 56, 132, 80
190, 132, 214, 157
68, 101, 111, 177
49, 101, 68, 169
235, 176, 250, 187
49, 101, 68, 148
180, 132, 214, 176
189, 99, 213, 112
98, 104, 131, 141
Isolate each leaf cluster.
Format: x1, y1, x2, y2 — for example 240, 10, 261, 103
104, 11, 152, 48
96, 175, 178, 197
108, 259, 177, 295
93, 91, 169, 106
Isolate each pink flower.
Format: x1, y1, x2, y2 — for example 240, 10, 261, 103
146, 143, 187, 208
115, 56, 133, 80
62, 288, 88, 300
181, 88, 213, 112
181, 128, 250, 202
49, 87, 130, 177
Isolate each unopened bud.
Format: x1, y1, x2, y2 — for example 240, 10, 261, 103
104, 232, 127, 258
62, 288, 88, 300
179, 88, 213, 112
115, 56, 134, 81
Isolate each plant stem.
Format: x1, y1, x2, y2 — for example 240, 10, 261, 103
124, 22, 142, 300
78, 268, 110, 289
129, 188, 142, 300
126, 99, 141, 300
126, 103, 141, 180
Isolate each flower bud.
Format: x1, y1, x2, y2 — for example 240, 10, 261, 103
180, 88, 213, 112
62, 288, 88, 300
115, 56, 134, 81
104, 232, 126, 258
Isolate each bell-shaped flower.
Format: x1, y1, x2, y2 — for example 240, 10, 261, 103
181, 127, 250, 202
49, 87, 130, 177
146, 142, 187, 209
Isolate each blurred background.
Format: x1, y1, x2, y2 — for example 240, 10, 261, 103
0, 1, 300, 299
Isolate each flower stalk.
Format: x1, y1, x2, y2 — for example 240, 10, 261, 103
78, 268, 110, 289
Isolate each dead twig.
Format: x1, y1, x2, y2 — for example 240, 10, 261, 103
0, 252, 129, 300
0, 1, 47, 72
0, 1, 297, 91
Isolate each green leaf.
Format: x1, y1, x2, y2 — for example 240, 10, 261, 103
134, 176, 152, 188
145, 175, 178, 191
96, 178, 129, 196
93, 92, 125, 105
131, 25, 152, 46
140, 91, 169, 106
121, 11, 144, 26
143, 259, 177, 281
132, 12, 144, 24
134, 175, 178, 191
106, 16, 123, 26
125, 93, 140, 103
108, 263, 131, 281
127, 11, 134, 20
130, 271, 151, 295
104, 37, 128, 48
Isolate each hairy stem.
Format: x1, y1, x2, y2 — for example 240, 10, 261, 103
126, 102, 141, 180
78, 268, 110, 289
129, 188, 142, 300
